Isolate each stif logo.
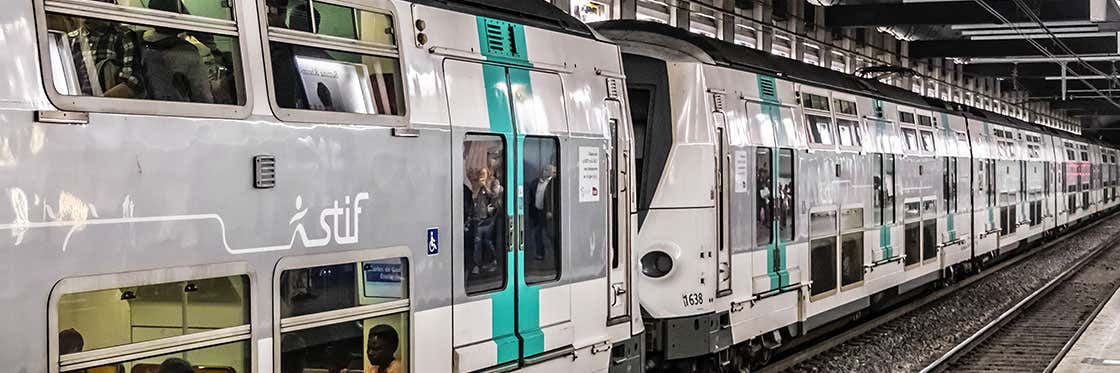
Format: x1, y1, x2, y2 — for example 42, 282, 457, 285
290, 193, 370, 248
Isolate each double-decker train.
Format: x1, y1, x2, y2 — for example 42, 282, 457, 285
2, 0, 1115, 372
595, 20, 1119, 372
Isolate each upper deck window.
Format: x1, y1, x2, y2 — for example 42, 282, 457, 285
917, 115, 934, 127
899, 112, 916, 124
42, 0, 246, 113
802, 93, 830, 111
264, 0, 404, 118
833, 99, 857, 116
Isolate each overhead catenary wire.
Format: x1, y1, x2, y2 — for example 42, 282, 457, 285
972, 0, 1120, 114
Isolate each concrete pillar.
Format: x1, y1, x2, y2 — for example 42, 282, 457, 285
721, 0, 735, 42
554, 0, 571, 14
619, 0, 638, 20
672, 1, 690, 30
758, 0, 773, 54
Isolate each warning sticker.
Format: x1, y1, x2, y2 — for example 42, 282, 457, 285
579, 147, 601, 202
734, 150, 749, 193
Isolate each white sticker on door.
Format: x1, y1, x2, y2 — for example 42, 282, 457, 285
579, 147, 601, 202
734, 150, 749, 193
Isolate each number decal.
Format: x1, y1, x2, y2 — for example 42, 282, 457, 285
681, 292, 704, 307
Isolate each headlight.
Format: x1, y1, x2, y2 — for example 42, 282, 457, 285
641, 251, 673, 278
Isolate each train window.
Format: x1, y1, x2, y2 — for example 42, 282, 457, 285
809, 236, 837, 297
523, 136, 562, 285
810, 211, 837, 237
987, 160, 996, 208
904, 201, 921, 221
463, 134, 509, 295
840, 232, 863, 286
1082, 151, 1090, 162
117, 0, 234, 20
873, 154, 883, 224
279, 258, 408, 318
778, 149, 796, 241
757, 148, 774, 246
885, 155, 896, 224
277, 255, 410, 373
899, 112, 915, 124
54, 266, 250, 373
43, 7, 245, 108
919, 131, 936, 152
802, 93, 830, 111
902, 128, 919, 151
264, 0, 405, 119
904, 222, 920, 266
922, 219, 937, 261
836, 119, 861, 147
833, 99, 858, 116
805, 114, 835, 145
917, 115, 934, 127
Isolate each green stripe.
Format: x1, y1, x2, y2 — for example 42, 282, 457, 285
874, 99, 893, 260
759, 75, 789, 290
476, 16, 543, 364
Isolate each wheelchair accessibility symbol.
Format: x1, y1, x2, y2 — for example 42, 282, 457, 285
427, 228, 439, 256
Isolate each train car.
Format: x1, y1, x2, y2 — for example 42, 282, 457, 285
0, 0, 644, 372
593, 19, 1120, 372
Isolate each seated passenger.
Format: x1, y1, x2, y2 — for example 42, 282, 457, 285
65, 0, 142, 98
269, 2, 335, 110
59, 328, 84, 354
140, 0, 214, 103
159, 358, 195, 373
366, 325, 401, 373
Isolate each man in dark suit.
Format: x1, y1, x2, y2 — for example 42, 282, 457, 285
528, 163, 559, 261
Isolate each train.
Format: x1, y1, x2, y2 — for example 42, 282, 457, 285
0, 0, 1115, 372
594, 19, 1119, 372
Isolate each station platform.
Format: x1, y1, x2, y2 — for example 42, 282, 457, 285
1054, 287, 1120, 372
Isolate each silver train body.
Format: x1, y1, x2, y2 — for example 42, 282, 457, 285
1, 1, 644, 372
595, 20, 1120, 370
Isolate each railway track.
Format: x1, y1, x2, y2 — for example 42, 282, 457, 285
756, 213, 1120, 373
919, 228, 1120, 373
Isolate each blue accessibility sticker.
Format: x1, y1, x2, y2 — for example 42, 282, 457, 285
427, 228, 439, 256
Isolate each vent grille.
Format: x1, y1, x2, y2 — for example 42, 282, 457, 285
481, 19, 522, 59
713, 94, 725, 111
254, 155, 276, 189
758, 77, 777, 100
606, 78, 620, 99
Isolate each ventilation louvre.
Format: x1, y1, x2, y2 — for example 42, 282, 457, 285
606, 78, 620, 99
481, 19, 523, 59
254, 155, 276, 189
758, 77, 777, 101
713, 93, 726, 111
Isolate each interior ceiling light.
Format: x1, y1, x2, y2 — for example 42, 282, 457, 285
806, 0, 843, 5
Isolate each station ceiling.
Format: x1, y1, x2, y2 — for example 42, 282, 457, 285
819, 0, 1120, 141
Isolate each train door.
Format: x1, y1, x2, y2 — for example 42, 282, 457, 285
446, 61, 572, 372
712, 92, 733, 297
606, 96, 634, 323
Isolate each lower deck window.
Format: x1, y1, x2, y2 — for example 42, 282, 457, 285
278, 257, 409, 373
904, 222, 920, 266
922, 220, 937, 261
55, 272, 250, 373
810, 237, 837, 297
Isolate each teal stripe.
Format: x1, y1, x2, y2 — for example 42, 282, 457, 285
758, 75, 788, 290
874, 99, 893, 260
476, 16, 543, 364
480, 62, 520, 366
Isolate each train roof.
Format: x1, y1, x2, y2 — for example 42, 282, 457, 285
411, 0, 600, 40
593, 20, 933, 110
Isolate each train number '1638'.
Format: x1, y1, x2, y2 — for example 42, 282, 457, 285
682, 292, 704, 307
